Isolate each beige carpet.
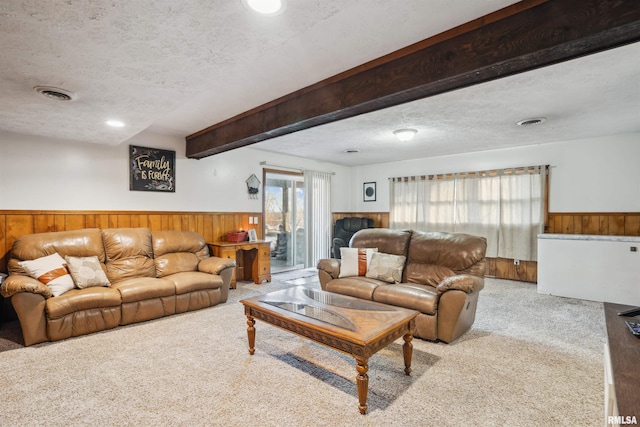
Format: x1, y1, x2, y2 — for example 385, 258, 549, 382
0, 269, 605, 426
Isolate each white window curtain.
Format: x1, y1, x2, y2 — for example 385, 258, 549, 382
390, 166, 546, 261
389, 176, 454, 232
497, 171, 545, 260
303, 170, 332, 268
455, 175, 501, 257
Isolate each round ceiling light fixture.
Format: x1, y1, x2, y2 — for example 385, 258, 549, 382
393, 128, 418, 142
33, 86, 76, 101
516, 117, 546, 126
242, 0, 285, 15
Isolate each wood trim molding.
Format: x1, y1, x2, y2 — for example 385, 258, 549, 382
186, 0, 640, 159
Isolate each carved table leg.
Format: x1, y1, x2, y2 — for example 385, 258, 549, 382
403, 332, 413, 376
355, 356, 369, 415
246, 315, 256, 355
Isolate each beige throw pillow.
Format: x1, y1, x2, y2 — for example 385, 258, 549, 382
339, 247, 378, 278
65, 255, 111, 289
365, 252, 406, 283
19, 253, 76, 297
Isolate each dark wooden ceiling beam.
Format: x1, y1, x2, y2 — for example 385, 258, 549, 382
186, 0, 640, 159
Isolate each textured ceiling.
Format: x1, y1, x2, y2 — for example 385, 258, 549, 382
253, 42, 640, 166
1, 1, 638, 165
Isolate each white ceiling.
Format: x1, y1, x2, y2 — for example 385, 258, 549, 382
1, 1, 638, 166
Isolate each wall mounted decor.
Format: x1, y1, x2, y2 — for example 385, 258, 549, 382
246, 174, 261, 199
129, 145, 175, 192
363, 182, 376, 202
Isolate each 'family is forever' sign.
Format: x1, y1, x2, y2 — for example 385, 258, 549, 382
129, 145, 175, 192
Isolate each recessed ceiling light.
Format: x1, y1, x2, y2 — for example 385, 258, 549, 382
516, 117, 546, 126
393, 128, 418, 142
242, 0, 285, 15
344, 149, 359, 153
33, 86, 76, 101
106, 120, 125, 128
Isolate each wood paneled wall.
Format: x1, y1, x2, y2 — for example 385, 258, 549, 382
4, 210, 637, 280
0, 210, 263, 273
486, 258, 537, 283
546, 212, 640, 236
331, 211, 640, 283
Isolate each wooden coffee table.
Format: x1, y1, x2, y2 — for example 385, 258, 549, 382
240, 286, 419, 414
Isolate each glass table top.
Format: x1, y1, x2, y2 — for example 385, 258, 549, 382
258, 287, 403, 332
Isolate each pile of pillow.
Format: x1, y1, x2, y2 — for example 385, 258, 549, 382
18, 253, 111, 297
338, 247, 405, 283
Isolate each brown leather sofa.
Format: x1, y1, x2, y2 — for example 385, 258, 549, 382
317, 228, 487, 343
0, 228, 236, 346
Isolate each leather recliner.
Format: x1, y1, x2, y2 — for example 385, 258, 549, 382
332, 217, 374, 258
318, 228, 487, 343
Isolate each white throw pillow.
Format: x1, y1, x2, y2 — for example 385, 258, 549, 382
365, 252, 406, 283
19, 253, 76, 297
339, 247, 378, 278
65, 255, 111, 289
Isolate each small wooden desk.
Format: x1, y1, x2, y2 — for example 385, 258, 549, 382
208, 241, 271, 289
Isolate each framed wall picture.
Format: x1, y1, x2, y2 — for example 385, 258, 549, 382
363, 182, 376, 202
248, 229, 258, 242
129, 145, 175, 192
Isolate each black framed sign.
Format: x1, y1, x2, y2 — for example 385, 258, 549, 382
363, 182, 376, 202
129, 145, 175, 192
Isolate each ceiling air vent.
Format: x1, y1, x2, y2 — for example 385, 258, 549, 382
516, 117, 546, 126
33, 86, 76, 101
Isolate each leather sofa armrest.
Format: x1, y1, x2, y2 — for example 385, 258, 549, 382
0, 275, 53, 299
436, 275, 484, 295
198, 257, 236, 275
317, 258, 340, 279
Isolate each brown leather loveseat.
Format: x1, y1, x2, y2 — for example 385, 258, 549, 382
317, 228, 487, 343
0, 228, 235, 346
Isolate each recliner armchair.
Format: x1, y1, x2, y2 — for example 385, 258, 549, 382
332, 217, 374, 258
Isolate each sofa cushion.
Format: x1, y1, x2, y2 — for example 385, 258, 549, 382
46, 286, 122, 319
405, 231, 487, 286
325, 276, 386, 300
155, 252, 200, 277
8, 228, 106, 276
19, 253, 76, 297
102, 228, 156, 283
65, 255, 111, 289
110, 277, 175, 303
163, 271, 224, 294
365, 252, 406, 283
338, 247, 377, 278
373, 283, 439, 315
152, 230, 209, 277
351, 228, 412, 258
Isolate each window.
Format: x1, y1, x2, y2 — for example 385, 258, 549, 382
390, 166, 548, 260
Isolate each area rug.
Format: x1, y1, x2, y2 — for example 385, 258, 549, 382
0, 269, 605, 426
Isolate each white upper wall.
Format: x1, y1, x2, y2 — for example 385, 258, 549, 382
349, 132, 640, 213
0, 130, 638, 213
0, 130, 350, 211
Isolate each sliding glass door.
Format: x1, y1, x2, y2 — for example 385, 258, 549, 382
264, 171, 305, 273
